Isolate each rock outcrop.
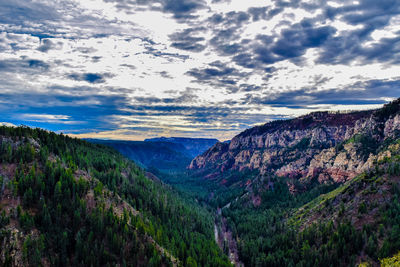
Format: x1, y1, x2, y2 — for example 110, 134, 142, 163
189, 99, 400, 184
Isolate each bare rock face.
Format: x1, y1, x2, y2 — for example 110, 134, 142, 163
384, 114, 400, 138
188, 142, 230, 170
189, 101, 400, 184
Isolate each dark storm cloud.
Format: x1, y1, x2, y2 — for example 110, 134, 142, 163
198, 6, 337, 74
171, 41, 206, 52
28, 60, 50, 69
0, 85, 218, 134
134, 88, 198, 104
209, 28, 242, 56
207, 11, 252, 56
239, 84, 262, 92
121, 102, 287, 129
0, 84, 139, 134
37, 39, 54, 53
141, 47, 190, 61
140, 37, 190, 60
232, 53, 257, 69
248, 7, 269, 21
316, 0, 400, 65
318, 35, 400, 65
0, 88, 132, 132
120, 63, 136, 69
157, 71, 173, 79
162, 0, 205, 19
67, 73, 115, 84
323, 0, 400, 23
169, 27, 207, 52
92, 56, 102, 63
0, 0, 59, 26
0, 58, 50, 73
186, 61, 251, 92
201, 0, 400, 75
0, 87, 126, 110
233, 20, 337, 68
243, 78, 400, 108
188, 64, 235, 79
223, 11, 251, 26
84, 74, 105, 83
188, 15, 337, 91
271, 23, 335, 58
0, 0, 63, 38
0, 0, 134, 40
273, 0, 301, 9
105, 0, 206, 20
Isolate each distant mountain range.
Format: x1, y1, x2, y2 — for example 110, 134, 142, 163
144, 137, 219, 158
88, 137, 218, 172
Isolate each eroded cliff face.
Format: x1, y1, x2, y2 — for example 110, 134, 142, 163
189, 101, 400, 184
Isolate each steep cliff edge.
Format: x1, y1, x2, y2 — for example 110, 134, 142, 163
189, 98, 400, 184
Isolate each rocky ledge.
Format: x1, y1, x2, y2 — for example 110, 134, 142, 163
189, 99, 400, 184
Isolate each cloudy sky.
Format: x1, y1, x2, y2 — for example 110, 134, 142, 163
1, 0, 399, 140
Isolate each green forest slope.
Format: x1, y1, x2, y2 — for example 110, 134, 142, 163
0, 126, 230, 267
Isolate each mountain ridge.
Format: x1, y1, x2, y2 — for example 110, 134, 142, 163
145, 137, 219, 158
189, 99, 400, 186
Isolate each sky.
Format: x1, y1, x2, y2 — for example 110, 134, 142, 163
0, 0, 400, 141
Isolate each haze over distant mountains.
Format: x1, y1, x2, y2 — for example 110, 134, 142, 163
88, 137, 218, 171
145, 137, 219, 158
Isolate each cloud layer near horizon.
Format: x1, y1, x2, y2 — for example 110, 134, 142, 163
1, 0, 400, 140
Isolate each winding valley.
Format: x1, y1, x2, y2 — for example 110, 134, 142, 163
2, 98, 400, 266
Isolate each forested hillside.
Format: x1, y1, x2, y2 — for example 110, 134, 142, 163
0, 126, 230, 266
184, 99, 400, 266
219, 143, 400, 266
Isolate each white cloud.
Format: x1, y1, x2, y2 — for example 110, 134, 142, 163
0, 122, 16, 127
19, 114, 83, 124
0, 0, 399, 140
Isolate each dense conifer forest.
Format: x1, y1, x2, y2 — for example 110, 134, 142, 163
0, 126, 230, 266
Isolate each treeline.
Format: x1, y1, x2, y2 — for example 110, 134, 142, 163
0, 125, 230, 266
